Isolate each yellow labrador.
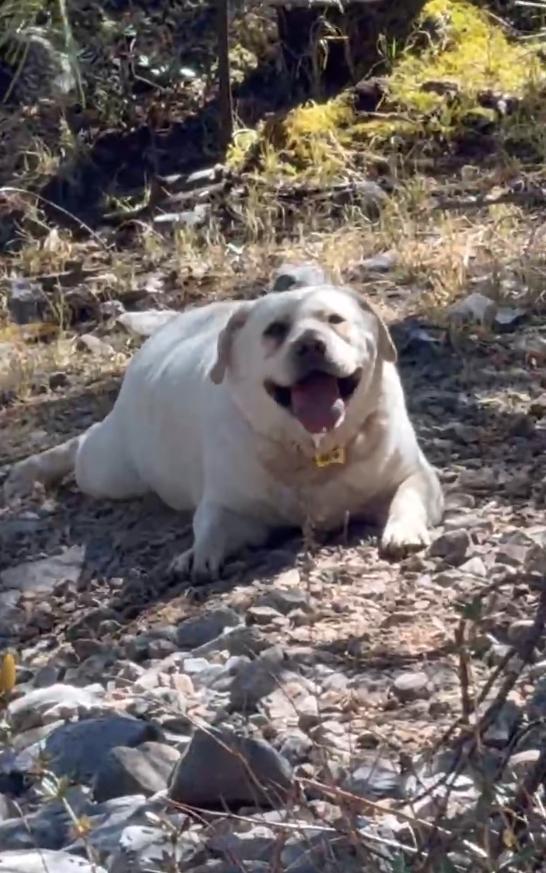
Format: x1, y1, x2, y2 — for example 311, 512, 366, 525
4, 285, 443, 580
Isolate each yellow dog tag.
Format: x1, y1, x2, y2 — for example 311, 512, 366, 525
314, 446, 346, 468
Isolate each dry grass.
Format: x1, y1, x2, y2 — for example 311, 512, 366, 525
2, 168, 546, 406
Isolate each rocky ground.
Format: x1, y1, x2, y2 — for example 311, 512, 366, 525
1, 255, 546, 872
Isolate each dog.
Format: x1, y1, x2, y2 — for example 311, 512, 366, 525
4, 283, 443, 580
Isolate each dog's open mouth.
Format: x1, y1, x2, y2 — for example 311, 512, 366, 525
265, 369, 362, 434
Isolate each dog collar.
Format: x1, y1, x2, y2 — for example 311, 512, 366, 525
310, 433, 347, 468
313, 445, 346, 468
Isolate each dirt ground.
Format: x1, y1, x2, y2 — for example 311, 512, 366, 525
1, 280, 545, 762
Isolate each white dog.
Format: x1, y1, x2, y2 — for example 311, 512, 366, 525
4, 285, 443, 580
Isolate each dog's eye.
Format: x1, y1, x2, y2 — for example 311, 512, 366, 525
263, 321, 289, 341
328, 313, 345, 325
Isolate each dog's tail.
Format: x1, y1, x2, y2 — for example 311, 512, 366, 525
3, 435, 82, 503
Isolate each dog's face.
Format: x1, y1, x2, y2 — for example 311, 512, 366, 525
210, 285, 396, 439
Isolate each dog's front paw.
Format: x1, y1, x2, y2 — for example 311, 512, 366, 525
168, 543, 225, 584
380, 516, 431, 558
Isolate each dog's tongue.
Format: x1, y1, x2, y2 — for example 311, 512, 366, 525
290, 372, 345, 434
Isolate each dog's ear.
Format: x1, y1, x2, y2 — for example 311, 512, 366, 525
209, 304, 253, 384
343, 288, 397, 364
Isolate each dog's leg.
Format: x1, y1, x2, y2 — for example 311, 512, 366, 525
169, 500, 270, 582
4, 436, 80, 501
380, 466, 443, 557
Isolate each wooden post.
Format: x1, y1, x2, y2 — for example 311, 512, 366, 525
217, 0, 233, 150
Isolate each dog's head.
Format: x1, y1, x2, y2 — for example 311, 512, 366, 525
210, 285, 396, 439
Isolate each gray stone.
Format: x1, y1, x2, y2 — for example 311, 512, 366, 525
229, 648, 285, 711
392, 671, 430, 703
44, 715, 162, 783
278, 731, 313, 765
506, 749, 541, 777
257, 586, 311, 615
484, 701, 522, 747
0, 851, 106, 873
527, 677, 546, 720
6, 278, 46, 325
0, 795, 16, 822
176, 608, 241, 650
68, 795, 147, 857
207, 825, 275, 861
32, 665, 62, 689
93, 742, 180, 801
271, 262, 328, 293
343, 759, 405, 800
193, 625, 269, 658
169, 728, 293, 809
77, 334, 115, 356
8, 684, 102, 732
507, 620, 534, 646
0, 788, 91, 850
448, 292, 496, 327
0, 546, 84, 593
429, 530, 471, 565
247, 606, 284, 626
356, 250, 398, 275
108, 823, 201, 872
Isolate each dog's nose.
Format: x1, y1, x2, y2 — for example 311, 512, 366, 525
294, 330, 327, 359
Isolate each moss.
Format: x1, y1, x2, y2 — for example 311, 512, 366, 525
245, 0, 546, 182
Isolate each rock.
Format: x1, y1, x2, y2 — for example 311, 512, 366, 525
108, 822, 201, 872
529, 392, 546, 417
507, 620, 534, 646
516, 332, 546, 364
527, 677, 546, 720
184, 165, 224, 189
69, 795, 148, 857
494, 306, 525, 331
8, 684, 103, 732
48, 371, 69, 390
355, 250, 398, 275
448, 292, 497, 327
343, 759, 405, 800
176, 608, 241, 650
0, 546, 85, 593
506, 749, 540, 777
271, 262, 328, 292
0, 851, 106, 873
247, 606, 284, 626
257, 583, 311, 615
77, 334, 115, 356
278, 731, 313, 765
153, 205, 211, 230
207, 825, 275, 862
99, 299, 126, 319
66, 607, 121, 641
392, 671, 430, 702
483, 701, 522, 747
229, 648, 285, 711
44, 715, 162, 783
429, 530, 470, 565
169, 727, 293, 809
194, 625, 270, 658
0, 795, 17, 822
117, 309, 177, 338
93, 742, 181, 801
496, 543, 529, 567
0, 787, 91, 850
6, 278, 46, 324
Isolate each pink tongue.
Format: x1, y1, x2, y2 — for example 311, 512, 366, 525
290, 373, 345, 434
